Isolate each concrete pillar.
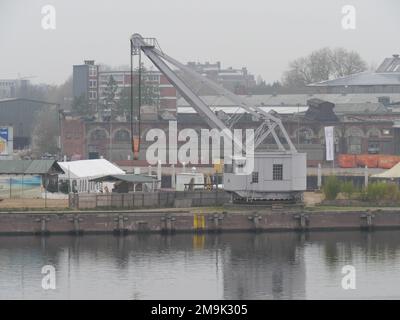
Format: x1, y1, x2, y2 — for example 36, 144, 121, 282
157, 160, 162, 190
171, 164, 176, 190
364, 165, 369, 188
317, 163, 322, 189
182, 162, 186, 173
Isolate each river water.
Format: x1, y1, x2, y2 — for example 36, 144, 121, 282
1, 230, 400, 299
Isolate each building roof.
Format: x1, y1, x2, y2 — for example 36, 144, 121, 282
176, 94, 400, 116
334, 102, 386, 114
0, 98, 58, 105
308, 72, 400, 87
58, 159, 125, 179
177, 93, 400, 109
376, 55, 400, 72
178, 105, 308, 114
89, 174, 156, 183
0, 160, 64, 175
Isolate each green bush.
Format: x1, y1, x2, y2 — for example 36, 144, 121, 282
322, 176, 341, 200
363, 182, 400, 202
341, 181, 356, 199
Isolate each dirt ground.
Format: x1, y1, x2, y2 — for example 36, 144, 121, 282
0, 198, 68, 209
303, 191, 324, 206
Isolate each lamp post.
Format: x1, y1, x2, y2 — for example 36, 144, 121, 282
108, 103, 113, 161
130, 36, 141, 160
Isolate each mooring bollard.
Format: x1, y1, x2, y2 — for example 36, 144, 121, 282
161, 214, 176, 233
68, 215, 84, 235
35, 216, 50, 235
247, 213, 262, 231
293, 213, 309, 229
114, 215, 129, 234
361, 210, 376, 228
208, 212, 224, 232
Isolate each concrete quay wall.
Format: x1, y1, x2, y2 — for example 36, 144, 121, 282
0, 209, 400, 235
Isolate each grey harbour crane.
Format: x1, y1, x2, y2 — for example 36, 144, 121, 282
130, 33, 307, 202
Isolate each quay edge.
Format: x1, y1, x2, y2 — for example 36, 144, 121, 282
1, 208, 400, 235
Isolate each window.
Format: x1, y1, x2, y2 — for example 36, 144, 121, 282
89, 80, 97, 88
90, 129, 107, 140
252, 172, 259, 183
89, 91, 97, 100
348, 136, 362, 154
89, 66, 97, 76
114, 130, 130, 142
368, 141, 380, 154
273, 164, 283, 181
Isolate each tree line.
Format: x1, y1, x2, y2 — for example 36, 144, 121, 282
251, 47, 368, 94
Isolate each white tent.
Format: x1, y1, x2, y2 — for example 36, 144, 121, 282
371, 162, 400, 179
58, 159, 125, 193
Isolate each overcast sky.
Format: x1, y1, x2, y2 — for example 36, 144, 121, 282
0, 0, 399, 85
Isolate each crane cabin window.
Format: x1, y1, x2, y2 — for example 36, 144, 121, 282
251, 172, 259, 183
273, 164, 283, 181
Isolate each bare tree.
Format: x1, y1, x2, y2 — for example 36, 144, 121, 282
329, 48, 367, 78
283, 47, 367, 88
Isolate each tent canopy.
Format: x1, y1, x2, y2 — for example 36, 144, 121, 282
58, 159, 125, 180
90, 174, 156, 183
372, 162, 400, 179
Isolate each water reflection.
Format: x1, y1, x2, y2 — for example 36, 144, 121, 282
1, 230, 400, 299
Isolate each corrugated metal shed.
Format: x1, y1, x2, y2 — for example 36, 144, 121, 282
308, 72, 400, 87
0, 160, 64, 175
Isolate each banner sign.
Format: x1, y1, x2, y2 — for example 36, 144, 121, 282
324, 126, 334, 161
0, 128, 9, 155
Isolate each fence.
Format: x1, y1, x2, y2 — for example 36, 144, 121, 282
307, 175, 367, 191
69, 190, 231, 210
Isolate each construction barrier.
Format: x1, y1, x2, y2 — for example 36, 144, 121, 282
338, 154, 356, 168
338, 154, 400, 169
377, 155, 400, 169
356, 155, 379, 168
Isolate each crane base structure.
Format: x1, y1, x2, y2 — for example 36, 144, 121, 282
225, 152, 306, 202
130, 34, 307, 202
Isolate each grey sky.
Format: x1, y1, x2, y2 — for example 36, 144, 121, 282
0, 0, 399, 85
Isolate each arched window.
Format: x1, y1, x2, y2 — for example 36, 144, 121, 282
90, 128, 108, 140
366, 127, 380, 138
345, 126, 364, 154
114, 129, 130, 142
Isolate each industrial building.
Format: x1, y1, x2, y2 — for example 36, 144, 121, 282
185, 61, 256, 94
0, 79, 29, 99
60, 93, 400, 165
307, 54, 400, 94
0, 98, 59, 151
72, 60, 177, 115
